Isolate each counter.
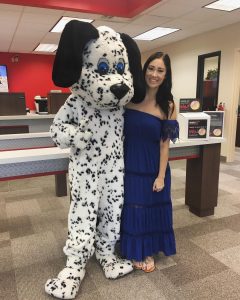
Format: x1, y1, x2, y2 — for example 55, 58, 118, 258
0, 132, 54, 150
0, 114, 55, 120
0, 138, 224, 217
0, 114, 55, 133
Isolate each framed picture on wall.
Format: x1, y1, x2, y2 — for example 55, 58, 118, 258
0, 65, 9, 92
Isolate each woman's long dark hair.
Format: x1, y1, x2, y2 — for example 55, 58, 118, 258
143, 52, 174, 119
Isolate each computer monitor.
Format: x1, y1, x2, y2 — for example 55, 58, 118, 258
34, 97, 48, 114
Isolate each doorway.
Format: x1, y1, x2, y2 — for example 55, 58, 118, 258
196, 51, 221, 111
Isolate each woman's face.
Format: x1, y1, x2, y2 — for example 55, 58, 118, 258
145, 58, 166, 90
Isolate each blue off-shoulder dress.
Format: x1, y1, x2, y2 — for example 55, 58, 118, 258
120, 108, 179, 261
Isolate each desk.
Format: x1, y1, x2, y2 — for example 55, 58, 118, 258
0, 139, 224, 216
170, 139, 223, 217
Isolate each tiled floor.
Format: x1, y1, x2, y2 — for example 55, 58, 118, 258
0, 148, 240, 300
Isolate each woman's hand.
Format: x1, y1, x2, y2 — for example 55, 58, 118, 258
153, 177, 165, 192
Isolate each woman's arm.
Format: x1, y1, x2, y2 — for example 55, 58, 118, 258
168, 101, 177, 120
153, 139, 169, 192
153, 102, 177, 192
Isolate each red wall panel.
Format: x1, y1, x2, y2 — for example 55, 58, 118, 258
0, 0, 161, 18
0, 52, 69, 110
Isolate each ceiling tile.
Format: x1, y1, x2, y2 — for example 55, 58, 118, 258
161, 18, 201, 29
184, 7, 226, 22
130, 14, 171, 26
166, 0, 215, 8
92, 20, 129, 32
0, 3, 23, 11
120, 24, 156, 37
20, 12, 61, 25
23, 6, 63, 15
149, 3, 196, 18
0, 10, 22, 21
41, 32, 61, 44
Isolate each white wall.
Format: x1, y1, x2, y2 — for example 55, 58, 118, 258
142, 21, 240, 161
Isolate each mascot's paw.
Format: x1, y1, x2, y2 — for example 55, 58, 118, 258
96, 253, 133, 279
74, 119, 93, 150
45, 267, 85, 299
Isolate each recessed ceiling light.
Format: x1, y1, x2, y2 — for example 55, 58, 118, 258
204, 0, 240, 11
51, 16, 94, 33
34, 44, 58, 53
134, 27, 179, 41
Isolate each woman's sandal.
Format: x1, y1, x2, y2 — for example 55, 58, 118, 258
132, 260, 143, 270
142, 256, 155, 273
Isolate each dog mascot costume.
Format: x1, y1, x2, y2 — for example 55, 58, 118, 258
45, 20, 145, 299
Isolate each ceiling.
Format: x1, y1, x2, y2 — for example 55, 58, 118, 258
0, 0, 161, 18
0, 0, 240, 55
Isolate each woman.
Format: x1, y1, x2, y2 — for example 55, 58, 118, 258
120, 52, 179, 272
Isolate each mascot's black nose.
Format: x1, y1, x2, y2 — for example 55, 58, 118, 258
110, 83, 130, 100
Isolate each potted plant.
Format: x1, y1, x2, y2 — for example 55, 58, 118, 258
205, 68, 218, 80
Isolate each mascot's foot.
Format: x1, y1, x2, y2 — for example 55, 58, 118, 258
96, 253, 133, 279
45, 267, 85, 299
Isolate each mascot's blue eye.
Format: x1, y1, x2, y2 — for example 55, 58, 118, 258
116, 59, 125, 75
97, 58, 109, 75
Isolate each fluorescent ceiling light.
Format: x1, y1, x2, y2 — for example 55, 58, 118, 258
134, 27, 179, 41
34, 44, 58, 53
51, 16, 93, 33
204, 0, 240, 11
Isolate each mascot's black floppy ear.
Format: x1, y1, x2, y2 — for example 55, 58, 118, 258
120, 33, 146, 103
53, 20, 99, 87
